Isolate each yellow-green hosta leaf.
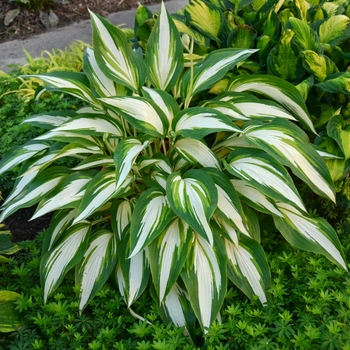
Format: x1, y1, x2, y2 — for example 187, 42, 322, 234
25, 72, 99, 107
316, 71, 350, 95
83, 48, 117, 97
0, 291, 21, 332
225, 148, 307, 213
225, 235, 270, 305
274, 203, 347, 270
181, 48, 256, 100
318, 15, 350, 46
173, 18, 209, 46
172, 107, 241, 139
243, 119, 336, 202
41, 222, 91, 301
175, 138, 221, 170
0, 167, 70, 222
181, 233, 227, 330
99, 96, 169, 137
0, 141, 50, 175
129, 189, 175, 258
184, 0, 223, 43
89, 11, 147, 92
228, 74, 316, 133
76, 230, 117, 311
149, 218, 191, 301
166, 170, 217, 245
110, 199, 134, 241
145, 2, 184, 91
0, 231, 19, 256
23, 111, 76, 130
327, 115, 350, 160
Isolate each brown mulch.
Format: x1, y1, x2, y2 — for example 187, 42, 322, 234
0, 0, 161, 44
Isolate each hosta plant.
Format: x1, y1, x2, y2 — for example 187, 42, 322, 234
0, 2, 347, 337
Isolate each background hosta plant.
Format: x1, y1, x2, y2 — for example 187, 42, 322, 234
0, 1, 347, 337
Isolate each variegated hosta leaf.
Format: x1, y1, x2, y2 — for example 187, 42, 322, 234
42, 209, 77, 254
166, 170, 217, 245
212, 217, 239, 247
110, 199, 134, 241
231, 179, 282, 217
225, 148, 306, 213
181, 234, 227, 330
41, 222, 91, 301
114, 138, 150, 191
172, 107, 241, 139
243, 119, 336, 202
99, 96, 169, 137
74, 168, 131, 223
175, 138, 221, 170
89, 10, 147, 92
53, 114, 123, 137
184, 0, 223, 42
201, 100, 248, 121
181, 48, 256, 100
242, 204, 261, 243
225, 235, 271, 305
0, 141, 50, 175
138, 154, 172, 175
76, 230, 117, 311
149, 218, 191, 301
145, 2, 184, 91
83, 48, 117, 97
32, 171, 97, 220
173, 18, 209, 47
141, 87, 180, 129
146, 171, 168, 191
228, 75, 317, 133
25, 72, 98, 107
274, 203, 347, 270
129, 189, 174, 258
203, 168, 249, 238
117, 229, 150, 307
23, 111, 76, 130
157, 282, 196, 340
73, 155, 114, 171
0, 167, 70, 222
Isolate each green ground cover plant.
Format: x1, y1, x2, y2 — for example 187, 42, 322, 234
0, 0, 348, 340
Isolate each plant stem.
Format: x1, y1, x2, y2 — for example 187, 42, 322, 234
184, 38, 195, 109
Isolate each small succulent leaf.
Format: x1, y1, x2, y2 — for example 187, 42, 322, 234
145, 2, 184, 91
231, 179, 282, 217
149, 218, 191, 301
172, 107, 241, 139
83, 48, 117, 97
225, 148, 306, 212
184, 0, 223, 42
23, 111, 76, 130
99, 96, 168, 137
202, 168, 249, 237
114, 138, 150, 191
117, 229, 150, 306
225, 235, 270, 305
181, 233, 227, 330
26, 72, 98, 106
110, 199, 134, 241
89, 10, 147, 91
0, 141, 50, 175
41, 222, 91, 301
53, 114, 123, 137
274, 203, 347, 270
73, 155, 114, 171
76, 230, 117, 311
157, 282, 196, 340
318, 15, 350, 46
42, 209, 77, 253
0, 167, 70, 222
166, 170, 217, 245
181, 48, 256, 99
243, 119, 336, 202
228, 75, 316, 133
32, 171, 97, 220
74, 168, 125, 223
175, 138, 221, 169
327, 115, 350, 160
129, 189, 175, 258
141, 87, 180, 129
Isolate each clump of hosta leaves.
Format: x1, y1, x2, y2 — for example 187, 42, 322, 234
0, 2, 347, 338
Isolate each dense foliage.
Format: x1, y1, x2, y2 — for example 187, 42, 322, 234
0, 0, 349, 341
